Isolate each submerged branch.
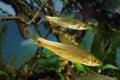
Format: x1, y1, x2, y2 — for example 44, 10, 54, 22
0, 16, 27, 26
0, 17, 19, 21
27, 0, 48, 25
0, 0, 48, 26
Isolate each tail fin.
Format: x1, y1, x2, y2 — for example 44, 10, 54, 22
21, 27, 39, 46
21, 38, 35, 46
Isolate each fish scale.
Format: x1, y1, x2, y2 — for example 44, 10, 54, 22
35, 38, 102, 66
45, 16, 91, 30
22, 28, 102, 66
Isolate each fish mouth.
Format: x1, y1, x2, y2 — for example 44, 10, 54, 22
91, 61, 103, 67
82, 60, 103, 67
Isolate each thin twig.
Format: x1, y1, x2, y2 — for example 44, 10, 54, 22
0, 17, 19, 21
27, 0, 48, 25
44, 25, 50, 38
0, 0, 48, 26
33, 24, 44, 37
0, 16, 27, 25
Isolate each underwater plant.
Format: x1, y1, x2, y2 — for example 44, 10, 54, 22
0, 0, 120, 80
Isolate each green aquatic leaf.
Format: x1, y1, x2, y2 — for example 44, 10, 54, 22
0, 70, 9, 80
101, 64, 118, 71
35, 53, 63, 71
57, 72, 64, 80
73, 62, 87, 74
105, 31, 120, 63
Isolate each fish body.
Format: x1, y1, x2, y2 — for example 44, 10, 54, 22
23, 37, 102, 66
22, 28, 102, 66
35, 38, 102, 66
45, 16, 91, 30
73, 69, 115, 80
38, 15, 92, 30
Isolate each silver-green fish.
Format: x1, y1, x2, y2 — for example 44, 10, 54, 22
38, 16, 92, 30
73, 69, 115, 80
22, 29, 102, 66
36, 38, 102, 66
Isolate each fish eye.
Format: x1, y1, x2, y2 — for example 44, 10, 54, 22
37, 40, 41, 43
82, 24, 86, 28
84, 26, 86, 28
92, 60, 96, 62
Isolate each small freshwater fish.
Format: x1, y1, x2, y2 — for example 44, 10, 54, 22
73, 69, 115, 80
38, 16, 92, 30
22, 28, 102, 66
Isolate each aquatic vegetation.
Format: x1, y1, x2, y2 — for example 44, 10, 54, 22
0, 0, 120, 80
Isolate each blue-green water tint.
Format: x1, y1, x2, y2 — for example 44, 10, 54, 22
0, 1, 38, 68
1, 21, 37, 68
116, 48, 120, 69
0, 1, 15, 16
0, 1, 58, 68
81, 31, 95, 52
53, 0, 63, 15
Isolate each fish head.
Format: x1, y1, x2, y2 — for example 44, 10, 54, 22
81, 55, 103, 66
75, 23, 88, 30
75, 22, 94, 30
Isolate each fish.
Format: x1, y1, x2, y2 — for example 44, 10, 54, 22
59, 31, 79, 46
37, 15, 92, 30
72, 68, 115, 80
22, 28, 102, 66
